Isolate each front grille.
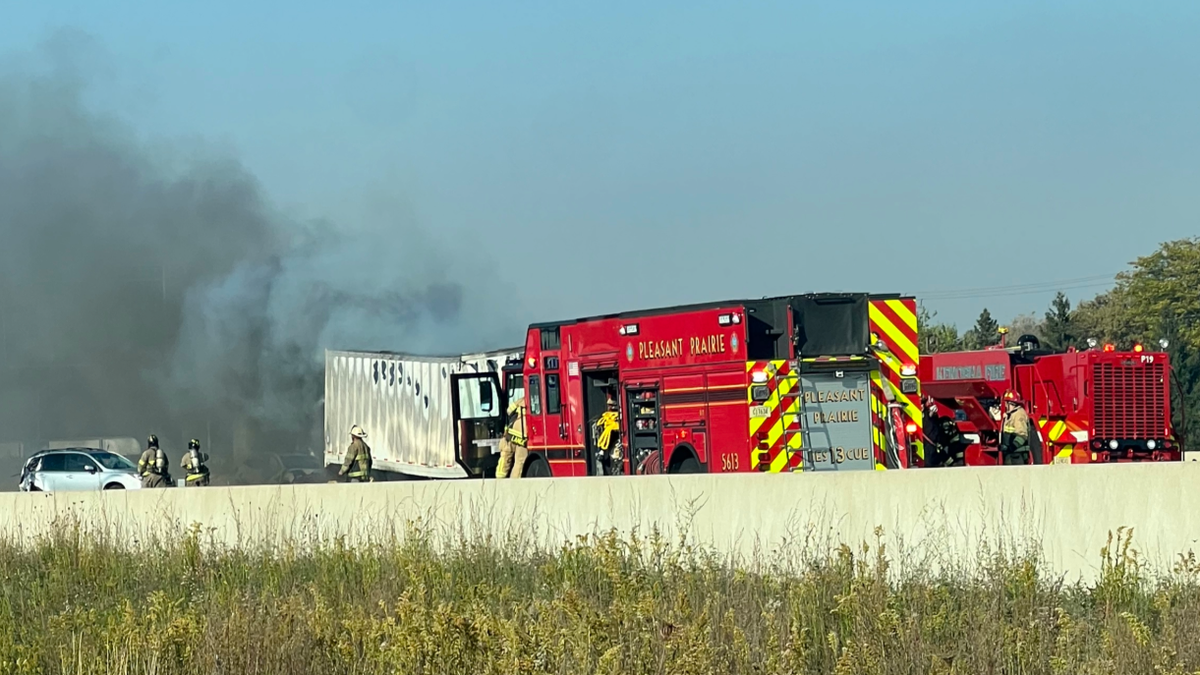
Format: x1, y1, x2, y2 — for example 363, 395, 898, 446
1092, 362, 1167, 439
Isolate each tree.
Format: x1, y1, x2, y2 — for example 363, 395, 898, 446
1113, 237, 1200, 346
917, 303, 961, 354
1071, 238, 1200, 445
962, 308, 1000, 350
1071, 292, 1131, 346
1162, 314, 1200, 450
1042, 292, 1075, 350
1007, 313, 1044, 344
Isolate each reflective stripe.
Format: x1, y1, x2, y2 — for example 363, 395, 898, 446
505, 408, 527, 445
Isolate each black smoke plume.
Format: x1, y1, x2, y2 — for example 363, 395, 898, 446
0, 32, 520, 481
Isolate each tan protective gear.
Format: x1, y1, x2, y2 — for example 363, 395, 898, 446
340, 437, 373, 482
138, 447, 171, 488
181, 447, 210, 486
1003, 404, 1030, 439
504, 398, 527, 446
498, 398, 529, 479
496, 437, 529, 480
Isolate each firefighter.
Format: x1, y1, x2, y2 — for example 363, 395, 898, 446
339, 425, 373, 482
180, 439, 210, 487
138, 434, 171, 488
1000, 391, 1032, 465
922, 398, 966, 467
496, 396, 528, 479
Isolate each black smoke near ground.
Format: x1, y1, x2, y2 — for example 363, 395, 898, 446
0, 33, 519, 481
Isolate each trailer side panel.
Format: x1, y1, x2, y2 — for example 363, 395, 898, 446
324, 348, 520, 478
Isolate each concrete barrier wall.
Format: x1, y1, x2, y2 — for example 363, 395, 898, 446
2, 463, 1199, 581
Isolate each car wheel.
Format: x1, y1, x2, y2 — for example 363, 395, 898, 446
103, 483, 125, 490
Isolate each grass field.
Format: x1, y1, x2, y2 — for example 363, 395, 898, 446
0, 520, 1197, 674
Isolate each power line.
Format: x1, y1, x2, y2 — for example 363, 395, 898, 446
915, 273, 1120, 301
913, 273, 1118, 296
922, 281, 1116, 302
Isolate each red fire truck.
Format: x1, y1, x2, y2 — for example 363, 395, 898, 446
919, 334, 1179, 465
449, 293, 924, 477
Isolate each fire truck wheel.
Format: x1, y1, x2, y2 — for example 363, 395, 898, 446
672, 455, 702, 474
523, 456, 552, 478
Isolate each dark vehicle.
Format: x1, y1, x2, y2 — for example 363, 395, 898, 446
270, 453, 327, 484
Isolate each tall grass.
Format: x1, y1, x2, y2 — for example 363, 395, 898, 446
0, 520, 1197, 674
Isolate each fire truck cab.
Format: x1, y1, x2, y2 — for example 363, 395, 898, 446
919, 335, 1179, 465
450, 293, 924, 478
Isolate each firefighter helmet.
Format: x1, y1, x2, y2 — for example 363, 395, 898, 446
147, 434, 159, 448
188, 439, 200, 450
1003, 390, 1021, 404
349, 425, 367, 438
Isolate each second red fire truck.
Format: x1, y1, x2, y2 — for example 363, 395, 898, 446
919, 334, 1180, 466
449, 293, 924, 477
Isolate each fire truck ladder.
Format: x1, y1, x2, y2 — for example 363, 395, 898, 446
779, 360, 805, 471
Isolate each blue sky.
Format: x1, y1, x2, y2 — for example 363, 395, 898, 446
4, 0, 1199, 330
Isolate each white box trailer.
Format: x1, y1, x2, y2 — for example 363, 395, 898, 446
323, 348, 522, 479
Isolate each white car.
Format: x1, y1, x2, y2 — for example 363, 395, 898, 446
19, 448, 143, 492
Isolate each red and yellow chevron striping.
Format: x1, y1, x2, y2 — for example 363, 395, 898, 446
868, 298, 924, 464
870, 372, 888, 470
749, 358, 899, 473
1037, 416, 1087, 464
747, 360, 803, 472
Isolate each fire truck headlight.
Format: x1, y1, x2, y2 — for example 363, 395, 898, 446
1087, 337, 1098, 349
1147, 440, 1157, 450
1108, 440, 1119, 451
751, 386, 770, 402
900, 378, 918, 394
1160, 338, 1170, 349
751, 371, 768, 384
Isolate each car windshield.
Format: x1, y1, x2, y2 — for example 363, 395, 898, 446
91, 451, 136, 471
